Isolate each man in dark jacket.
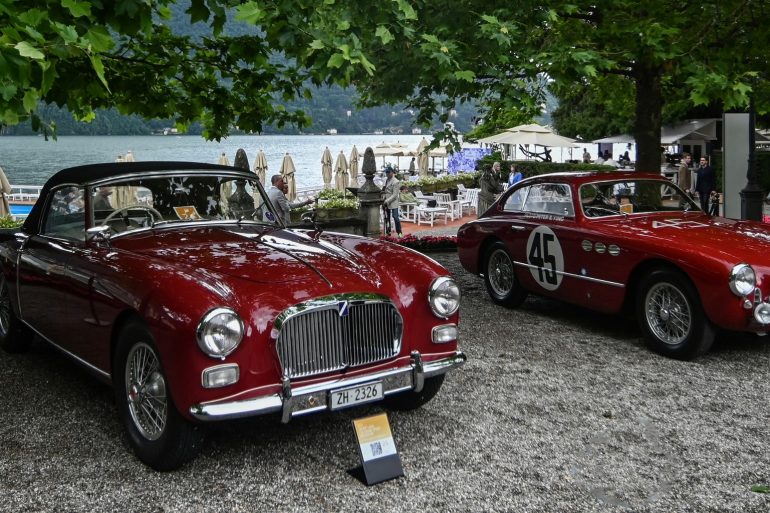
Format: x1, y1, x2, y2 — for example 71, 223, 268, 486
695, 156, 715, 213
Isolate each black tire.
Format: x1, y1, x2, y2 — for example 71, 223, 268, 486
483, 242, 528, 307
385, 374, 445, 411
636, 268, 715, 360
0, 273, 30, 353
114, 320, 205, 470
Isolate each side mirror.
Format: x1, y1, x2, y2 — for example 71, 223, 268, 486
86, 225, 112, 245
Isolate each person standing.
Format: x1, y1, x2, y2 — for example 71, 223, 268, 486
507, 164, 523, 187
582, 148, 591, 163
478, 161, 503, 214
677, 153, 693, 197
694, 156, 715, 213
382, 166, 402, 236
408, 157, 416, 175
265, 174, 313, 224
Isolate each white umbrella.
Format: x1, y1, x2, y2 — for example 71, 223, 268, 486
349, 145, 360, 182
373, 142, 408, 168
279, 153, 297, 201
334, 151, 349, 192
478, 123, 579, 155
0, 166, 11, 216
416, 138, 430, 177
217, 152, 230, 166
253, 150, 268, 186
321, 147, 333, 188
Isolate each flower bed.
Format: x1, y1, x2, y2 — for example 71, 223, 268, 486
379, 234, 458, 252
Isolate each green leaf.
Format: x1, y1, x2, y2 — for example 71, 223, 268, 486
375, 26, 394, 45
15, 42, 45, 60
22, 89, 38, 112
395, 0, 417, 20
422, 34, 440, 45
309, 39, 325, 50
18, 9, 47, 26
187, 0, 210, 24
327, 53, 345, 68
61, 0, 91, 18
2, 109, 19, 125
88, 54, 110, 92
752, 485, 770, 494
337, 20, 350, 31
40, 61, 56, 94
53, 23, 79, 44
0, 85, 17, 101
235, 2, 265, 24
85, 27, 114, 52
454, 70, 475, 82
481, 15, 499, 24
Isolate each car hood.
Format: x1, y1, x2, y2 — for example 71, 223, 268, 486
601, 213, 770, 262
114, 225, 382, 287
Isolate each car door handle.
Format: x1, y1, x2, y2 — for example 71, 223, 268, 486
511, 225, 527, 231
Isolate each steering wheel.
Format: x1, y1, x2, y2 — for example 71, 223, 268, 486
102, 204, 164, 227
583, 206, 621, 217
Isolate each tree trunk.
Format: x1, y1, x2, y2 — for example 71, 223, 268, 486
633, 66, 663, 171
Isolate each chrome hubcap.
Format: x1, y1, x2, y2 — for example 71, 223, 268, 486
125, 342, 168, 441
488, 249, 514, 297
645, 282, 691, 345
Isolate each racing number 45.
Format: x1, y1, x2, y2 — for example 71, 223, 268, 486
528, 231, 558, 285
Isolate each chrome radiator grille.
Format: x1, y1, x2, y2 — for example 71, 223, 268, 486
275, 296, 403, 379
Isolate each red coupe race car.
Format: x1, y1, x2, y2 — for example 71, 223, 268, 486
458, 171, 770, 360
0, 162, 465, 470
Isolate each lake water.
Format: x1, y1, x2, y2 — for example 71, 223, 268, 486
0, 134, 431, 188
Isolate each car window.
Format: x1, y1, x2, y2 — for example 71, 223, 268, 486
90, 174, 277, 235
580, 179, 700, 217
42, 186, 86, 241
522, 183, 574, 217
503, 186, 529, 212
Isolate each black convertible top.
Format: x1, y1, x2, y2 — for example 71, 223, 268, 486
22, 161, 245, 233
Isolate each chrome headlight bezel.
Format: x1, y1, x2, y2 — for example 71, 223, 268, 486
428, 276, 461, 318
196, 307, 244, 359
729, 263, 756, 297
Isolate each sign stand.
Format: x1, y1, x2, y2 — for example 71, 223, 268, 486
350, 412, 404, 486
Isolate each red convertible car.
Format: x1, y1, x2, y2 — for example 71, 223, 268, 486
458, 171, 770, 360
0, 162, 464, 470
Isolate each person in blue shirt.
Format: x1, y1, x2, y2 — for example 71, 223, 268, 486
507, 164, 523, 187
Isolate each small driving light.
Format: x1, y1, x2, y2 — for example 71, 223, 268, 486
428, 277, 461, 318
729, 264, 755, 296
432, 324, 458, 344
754, 303, 770, 325
202, 364, 239, 388
197, 307, 244, 358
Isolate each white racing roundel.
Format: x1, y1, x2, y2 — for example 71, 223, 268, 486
526, 226, 564, 291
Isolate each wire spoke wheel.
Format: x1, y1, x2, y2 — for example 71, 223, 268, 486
125, 342, 168, 441
644, 282, 692, 346
488, 249, 514, 297
0, 274, 10, 338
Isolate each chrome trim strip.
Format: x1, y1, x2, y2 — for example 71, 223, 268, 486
189, 351, 467, 422
513, 261, 625, 288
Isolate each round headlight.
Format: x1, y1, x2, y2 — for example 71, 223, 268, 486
196, 307, 244, 359
428, 276, 461, 318
729, 263, 755, 297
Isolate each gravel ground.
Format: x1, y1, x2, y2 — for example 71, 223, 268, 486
2, 251, 770, 512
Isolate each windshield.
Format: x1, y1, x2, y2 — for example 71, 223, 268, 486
579, 179, 700, 218
89, 173, 279, 233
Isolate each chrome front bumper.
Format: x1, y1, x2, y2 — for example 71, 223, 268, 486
189, 351, 466, 423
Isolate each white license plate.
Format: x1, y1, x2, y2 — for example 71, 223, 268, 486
329, 381, 383, 410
